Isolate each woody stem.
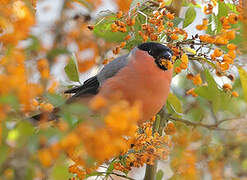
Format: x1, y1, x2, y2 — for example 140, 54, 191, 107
144, 107, 168, 180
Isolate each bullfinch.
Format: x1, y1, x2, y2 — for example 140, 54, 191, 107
32, 42, 173, 122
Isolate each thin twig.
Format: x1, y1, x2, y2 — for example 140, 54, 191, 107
169, 116, 245, 131
109, 172, 135, 180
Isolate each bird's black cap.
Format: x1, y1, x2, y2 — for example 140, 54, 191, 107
138, 42, 173, 71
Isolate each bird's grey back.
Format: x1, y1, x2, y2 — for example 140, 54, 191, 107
97, 53, 131, 84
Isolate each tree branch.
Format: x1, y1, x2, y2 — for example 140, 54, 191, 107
169, 116, 245, 131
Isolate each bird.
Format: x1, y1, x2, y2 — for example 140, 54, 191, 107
32, 42, 173, 123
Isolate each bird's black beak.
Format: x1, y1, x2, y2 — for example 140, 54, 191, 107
160, 51, 172, 61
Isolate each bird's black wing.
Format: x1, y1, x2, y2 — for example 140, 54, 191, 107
65, 76, 99, 103
64, 53, 130, 101
64, 76, 99, 96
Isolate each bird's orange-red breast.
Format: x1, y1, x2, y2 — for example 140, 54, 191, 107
97, 48, 173, 122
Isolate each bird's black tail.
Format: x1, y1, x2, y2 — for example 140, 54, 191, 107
29, 108, 60, 124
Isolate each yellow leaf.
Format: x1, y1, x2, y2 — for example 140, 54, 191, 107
183, 47, 196, 55
238, 66, 247, 102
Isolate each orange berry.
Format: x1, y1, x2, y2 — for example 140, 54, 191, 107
227, 44, 236, 50
40, 103, 54, 112
119, 26, 127, 32
172, 55, 177, 62
87, 25, 94, 31
202, 18, 209, 25
180, 62, 188, 70
157, 25, 165, 32
166, 61, 173, 70
90, 96, 107, 111
159, 2, 166, 8
142, 24, 148, 30
211, 53, 216, 60
167, 21, 174, 27
215, 36, 228, 45
164, 122, 176, 135
142, 34, 148, 42
116, 11, 123, 18
186, 73, 194, 80
32, 99, 39, 107
217, 62, 230, 71
150, 34, 158, 41
214, 48, 223, 57
226, 30, 235, 40
223, 54, 234, 64
174, 67, 181, 73
127, 17, 135, 26
131, 17, 136, 26
222, 83, 232, 91
166, 12, 174, 20
228, 13, 238, 24
196, 24, 202, 31
37, 59, 49, 79
196, 25, 207, 31
138, 31, 143, 36
199, 34, 210, 42
231, 91, 239, 97
111, 23, 118, 32
124, 34, 131, 40
186, 88, 198, 97
113, 47, 120, 54
57, 121, 69, 132
153, 10, 160, 17
102, 59, 109, 65
171, 34, 178, 40
38, 149, 53, 167
193, 74, 202, 85
227, 50, 236, 59
221, 17, 231, 29
120, 42, 126, 48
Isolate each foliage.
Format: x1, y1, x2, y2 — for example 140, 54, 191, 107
0, 0, 247, 180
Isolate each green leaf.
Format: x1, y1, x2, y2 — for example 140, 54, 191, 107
183, 7, 196, 28
63, 103, 89, 115
173, 17, 184, 27
206, 15, 215, 35
64, 56, 80, 82
167, 93, 183, 117
17, 121, 35, 137
154, 115, 161, 132
238, 66, 247, 103
47, 48, 70, 61
0, 145, 8, 166
226, 3, 238, 13
24, 167, 35, 180
93, 16, 128, 42
72, 0, 93, 10
52, 162, 71, 180
195, 70, 232, 112
156, 169, 164, 180
106, 161, 116, 175
45, 93, 66, 107
60, 103, 88, 127
216, 1, 229, 33
0, 94, 19, 110
26, 35, 40, 52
